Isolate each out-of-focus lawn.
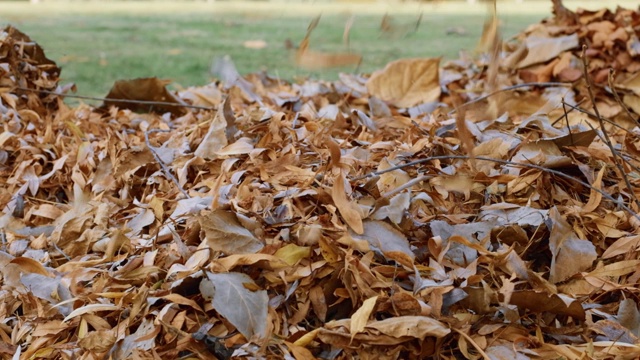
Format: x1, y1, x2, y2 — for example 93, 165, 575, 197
1, 1, 632, 97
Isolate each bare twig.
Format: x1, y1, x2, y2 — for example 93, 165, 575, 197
449, 82, 573, 115
351, 154, 640, 221
555, 101, 631, 134
381, 174, 433, 199
51, 239, 72, 262
580, 45, 640, 209
550, 98, 586, 126
144, 129, 190, 199
608, 68, 639, 126
561, 98, 574, 145
582, 120, 640, 178
13, 87, 217, 111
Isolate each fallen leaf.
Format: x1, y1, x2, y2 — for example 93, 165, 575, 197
350, 296, 378, 341
366, 57, 441, 108
547, 207, 597, 283
101, 77, 187, 115
200, 271, 268, 341
199, 209, 264, 254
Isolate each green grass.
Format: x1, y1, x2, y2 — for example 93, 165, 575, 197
0, 1, 634, 97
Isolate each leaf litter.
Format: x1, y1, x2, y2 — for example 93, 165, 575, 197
3, 1, 640, 358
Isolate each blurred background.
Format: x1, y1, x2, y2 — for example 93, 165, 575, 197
0, 0, 637, 97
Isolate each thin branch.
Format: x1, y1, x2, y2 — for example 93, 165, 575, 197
582, 120, 640, 179
608, 68, 639, 126
449, 82, 573, 115
145, 129, 190, 199
51, 239, 72, 262
381, 174, 433, 199
13, 87, 217, 111
351, 154, 640, 221
550, 98, 586, 126
580, 45, 640, 210
561, 98, 574, 145
558, 101, 631, 134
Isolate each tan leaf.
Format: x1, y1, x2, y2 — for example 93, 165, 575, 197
194, 100, 229, 159
350, 296, 378, 341
366, 57, 441, 108
78, 330, 117, 352
101, 77, 187, 115
548, 207, 597, 284
285, 341, 316, 360
331, 171, 363, 234
199, 209, 264, 254
516, 34, 579, 68
365, 315, 450, 339
295, 15, 361, 70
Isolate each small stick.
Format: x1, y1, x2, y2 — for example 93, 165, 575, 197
608, 68, 639, 126
559, 101, 632, 134
51, 239, 72, 262
381, 174, 433, 199
561, 98, 574, 146
550, 98, 586, 126
580, 45, 640, 210
13, 87, 217, 111
145, 129, 190, 199
449, 82, 573, 115
351, 154, 640, 221
583, 120, 640, 179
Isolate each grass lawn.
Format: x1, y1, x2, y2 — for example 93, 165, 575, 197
0, 1, 635, 98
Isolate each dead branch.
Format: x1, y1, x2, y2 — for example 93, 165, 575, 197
580, 45, 640, 210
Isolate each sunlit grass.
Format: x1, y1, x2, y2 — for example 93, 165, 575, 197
1, 1, 633, 97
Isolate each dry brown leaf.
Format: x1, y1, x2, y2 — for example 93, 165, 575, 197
516, 34, 579, 69
7, 5, 640, 357
366, 57, 441, 108
101, 77, 187, 115
547, 207, 597, 284
508, 290, 585, 320
295, 16, 362, 70
331, 170, 363, 234
350, 296, 378, 341
199, 209, 263, 254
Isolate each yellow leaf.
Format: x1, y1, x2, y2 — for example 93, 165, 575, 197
274, 244, 311, 266
350, 296, 378, 341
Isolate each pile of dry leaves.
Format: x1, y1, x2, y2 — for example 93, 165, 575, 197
2, 0, 640, 359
